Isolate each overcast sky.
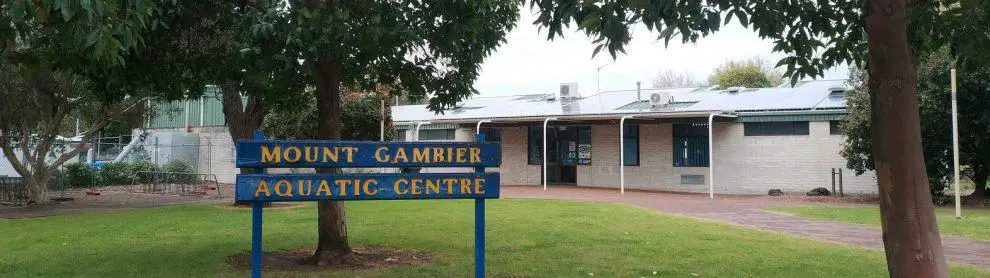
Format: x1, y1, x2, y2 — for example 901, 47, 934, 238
473, 9, 849, 97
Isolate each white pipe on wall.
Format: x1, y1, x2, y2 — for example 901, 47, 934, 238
620, 116, 634, 194
542, 117, 557, 190
708, 113, 716, 199
476, 119, 492, 135
951, 69, 961, 219
199, 95, 205, 126
184, 98, 190, 131
414, 121, 432, 141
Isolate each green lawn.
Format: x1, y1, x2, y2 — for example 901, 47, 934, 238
767, 205, 990, 241
1, 200, 986, 277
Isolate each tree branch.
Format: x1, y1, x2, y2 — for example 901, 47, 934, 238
0, 131, 33, 178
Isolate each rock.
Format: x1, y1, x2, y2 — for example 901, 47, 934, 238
768, 189, 784, 196
806, 187, 831, 196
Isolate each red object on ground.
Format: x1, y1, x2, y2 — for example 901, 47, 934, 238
85, 191, 101, 196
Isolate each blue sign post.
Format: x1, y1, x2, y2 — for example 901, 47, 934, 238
236, 132, 500, 278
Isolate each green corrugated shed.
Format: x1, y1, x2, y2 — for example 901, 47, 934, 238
146, 86, 231, 129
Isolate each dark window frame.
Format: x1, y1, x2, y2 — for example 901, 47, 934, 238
417, 129, 455, 141
743, 121, 810, 136
622, 125, 640, 166
576, 126, 592, 165
829, 121, 843, 135
527, 126, 542, 165
672, 123, 710, 167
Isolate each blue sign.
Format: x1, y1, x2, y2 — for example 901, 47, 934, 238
235, 140, 501, 168
235, 173, 500, 202
237, 132, 499, 278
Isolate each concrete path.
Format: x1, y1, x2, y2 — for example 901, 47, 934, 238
502, 185, 990, 268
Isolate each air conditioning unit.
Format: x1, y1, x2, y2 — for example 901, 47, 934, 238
559, 83, 578, 99
649, 91, 671, 107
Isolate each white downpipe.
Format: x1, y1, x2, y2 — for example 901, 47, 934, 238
542, 117, 557, 190
620, 116, 634, 194
708, 113, 717, 199
184, 98, 190, 131
199, 95, 205, 126
476, 119, 492, 135
414, 121, 431, 141
951, 69, 961, 219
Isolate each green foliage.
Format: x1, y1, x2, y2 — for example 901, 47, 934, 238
129, 160, 160, 184
767, 206, 990, 241
712, 65, 774, 89
263, 92, 393, 141
63, 162, 99, 188
100, 162, 134, 186
841, 48, 990, 201
162, 159, 196, 184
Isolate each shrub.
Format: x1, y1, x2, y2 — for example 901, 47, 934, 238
162, 159, 197, 183
129, 160, 160, 183
63, 162, 99, 188
100, 162, 134, 185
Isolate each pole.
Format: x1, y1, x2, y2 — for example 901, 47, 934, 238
542, 117, 556, 190
474, 133, 486, 278
415, 122, 432, 141
476, 120, 492, 135
708, 113, 716, 199
250, 130, 266, 278
380, 100, 385, 141
620, 116, 634, 194
199, 95, 205, 126
636, 81, 641, 101
951, 68, 961, 219
184, 98, 190, 131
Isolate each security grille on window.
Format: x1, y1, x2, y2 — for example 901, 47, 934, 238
479, 128, 502, 142
623, 125, 639, 166
577, 126, 592, 165
394, 130, 407, 141
417, 129, 455, 141
743, 121, 810, 136
527, 127, 542, 165
673, 123, 709, 167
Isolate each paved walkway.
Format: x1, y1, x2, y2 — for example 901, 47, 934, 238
502, 185, 990, 268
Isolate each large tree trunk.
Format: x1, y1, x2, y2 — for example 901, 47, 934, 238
24, 172, 50, 204
309, 55, 357, 265
219, 83, 267, 206
865, 0, 949, 277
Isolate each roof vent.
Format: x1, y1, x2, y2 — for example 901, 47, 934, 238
724, 86, 746, 93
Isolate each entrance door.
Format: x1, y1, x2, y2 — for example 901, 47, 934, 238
557, 126, 578, 184
544, 127, 560, 183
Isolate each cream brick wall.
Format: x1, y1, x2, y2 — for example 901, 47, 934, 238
495, 121, 877, 195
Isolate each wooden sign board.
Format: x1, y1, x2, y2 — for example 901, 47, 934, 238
235, 173, 500, 202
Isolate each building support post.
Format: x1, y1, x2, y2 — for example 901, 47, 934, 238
542, 117, 557, 190
619, 116, 634, 194
708, 113, 716, 199
951, 69, 961, 219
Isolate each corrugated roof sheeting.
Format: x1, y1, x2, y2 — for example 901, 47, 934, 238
392, 79, 851, 122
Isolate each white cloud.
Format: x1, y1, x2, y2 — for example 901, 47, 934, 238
474, 9, 849, 97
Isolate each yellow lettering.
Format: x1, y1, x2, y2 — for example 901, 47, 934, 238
391, 148, 408, 163
432, 147, 444, 162
456, 148, 467, 163
410, 178, 423, 195
447, 147, 454, 162
342, 147, 358, 163
254, 180, 271, 197
298, 180, 312, 195
303, 147, 318, 162
413, 148, 430, 163
425, 179, 440, 194
363, 179, 379, 195
443, 178, 456, 194
317, 180, 332, 196
459, 178, 472, 194
352, 179, 361, 196
374, 147, 389, 163
283, 146, 302, 163
470, 148, 481, 163
474, 178, 485, 194
261, 146, 280, 163
322, 147, 339, 162
336, 180, 350, 196
274, 180, 293, 196
394, 179, 409, 195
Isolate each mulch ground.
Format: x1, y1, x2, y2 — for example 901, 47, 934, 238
0, 184, 234, 219
228, 247, 433, 273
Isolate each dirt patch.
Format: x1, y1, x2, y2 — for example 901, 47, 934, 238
228, 247, 433, 273
0, 184, 234, 219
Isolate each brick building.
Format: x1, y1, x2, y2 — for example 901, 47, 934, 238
392, 79, 876, 196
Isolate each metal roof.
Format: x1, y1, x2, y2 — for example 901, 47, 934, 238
393, 79, 850, 123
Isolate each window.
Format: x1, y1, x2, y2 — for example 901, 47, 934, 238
527, 127, 542, 165
577, 126, 592, 165
829, 121, 843, 135
417, 129, 455, 141
479, 128, 502, 142
394, 130, 407, 141
673, 123, 709, 167
622, 125, 639, 166
743, 122, 810, 136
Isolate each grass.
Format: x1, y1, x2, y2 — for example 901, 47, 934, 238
0, 200, 986, 277
766, 205, 990, 241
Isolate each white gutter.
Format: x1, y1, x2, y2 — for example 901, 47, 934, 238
708, 112, 738, 199
542, 117, 557, 190
476, 119, 492, 135
619, 115, 634, 194
414, 121, 432, 141
395, 111, 731, 125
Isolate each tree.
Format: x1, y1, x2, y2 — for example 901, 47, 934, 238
263, 89, 393, 141
285, 0, 518, 265
708, 57, 783, 88
651, 69, 704, 88
526, 0, 989, 276
843, 49, 990, 199
0, 0, 173, 203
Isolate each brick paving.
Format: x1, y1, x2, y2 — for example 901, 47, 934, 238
502, 185, 990, 268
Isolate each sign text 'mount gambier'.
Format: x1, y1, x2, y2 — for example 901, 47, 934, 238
235, 173, 500, 201
235, 140, 501, 168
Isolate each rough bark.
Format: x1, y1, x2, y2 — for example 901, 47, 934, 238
865, 0, 949, 276
970, 167, 987, 198
218, 83, 267, 206
309, 54, 358, 265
